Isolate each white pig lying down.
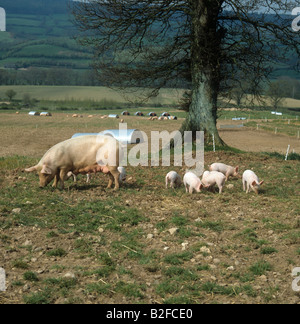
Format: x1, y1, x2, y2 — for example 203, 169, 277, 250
165, 171, 182, 189
209, 163, 239, 181
201, 171, 226, 194
25, 135, 123, 190
183, 172, 203, 194
243, 170, 264, 195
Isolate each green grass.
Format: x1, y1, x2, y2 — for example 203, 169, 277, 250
249, 261, 273, 276
23, 271, 39, 282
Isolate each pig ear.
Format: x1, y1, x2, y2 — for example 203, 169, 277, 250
235, 166, 239, 172
41, 164, 52, 175
199, 183, 204, 190
259, 180, 264, 186
25, 166, 37, 173
252, 180, 257, 187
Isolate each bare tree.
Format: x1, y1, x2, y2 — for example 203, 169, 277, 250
71, 0, 300, 144
266, 80, 287, 111
5, 89, 17, 102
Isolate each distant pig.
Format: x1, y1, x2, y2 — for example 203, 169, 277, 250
242, 170, 264, 194
201, 171, 226, 194
183, 172, 203, 194
165, 171, 182, 189
209, 163, 239, 181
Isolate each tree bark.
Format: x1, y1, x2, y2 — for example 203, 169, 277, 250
181, 0, 225, 145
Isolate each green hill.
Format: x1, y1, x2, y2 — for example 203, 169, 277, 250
0, 0, 92, 79
0, 0, 299, 86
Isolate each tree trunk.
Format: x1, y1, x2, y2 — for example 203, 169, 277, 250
181, 0, 225, 146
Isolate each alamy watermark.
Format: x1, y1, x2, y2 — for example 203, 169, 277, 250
95, 123, 204, 176
292, 7, 300, 32
0, 7, 6, 32
292, 267, 300, 292
0, 267, 6, 292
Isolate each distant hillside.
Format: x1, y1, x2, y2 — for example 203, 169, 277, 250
0, 0, 96, 85
0, 0, 299, 86
0, 0, 90, 65
0, 0, 68, 15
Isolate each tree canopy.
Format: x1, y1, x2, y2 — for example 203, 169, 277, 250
71, 0, 300, 144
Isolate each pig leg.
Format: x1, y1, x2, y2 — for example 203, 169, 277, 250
218, 179, 225, 194
59, 169, 69, 190
218, 185, 223, 194
52, 171, 60, 188
52, 175, 58, 188
225, 172, 230, 182
243, 180, 246, 192
107, 166, 120, 190
165, 176, 169, 189
107, 174, 114, 189
246, 182, 251, 194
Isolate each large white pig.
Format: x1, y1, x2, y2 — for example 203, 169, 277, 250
183, 172, 203, 194
242, 170, 264, 194
25, 135, 122, 190
209, 163, 239, 181
201, 171, 226, 194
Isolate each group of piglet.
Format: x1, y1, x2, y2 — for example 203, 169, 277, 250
166, 163, 264, 195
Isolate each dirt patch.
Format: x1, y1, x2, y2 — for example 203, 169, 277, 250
0, 113, 299, 158
219, 128, 300, 154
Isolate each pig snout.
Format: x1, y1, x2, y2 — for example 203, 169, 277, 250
39, 174, 54, 188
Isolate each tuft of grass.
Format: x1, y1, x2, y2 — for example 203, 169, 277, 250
115, 281, 145, 299
249, 260, 272, 276
197, 221, 224, 233
12, 260, 29, 269
46, 248, 67, 257
23, 288, 53, 304
260, 247, 278, 255
163, 252, 193, 265
23, 271, 39, 282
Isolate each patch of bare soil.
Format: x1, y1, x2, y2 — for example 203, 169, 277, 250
219, 128, 300, 154
0, 113, 299, 157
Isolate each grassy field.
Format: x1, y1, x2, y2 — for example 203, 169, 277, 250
0, 152, 299, 304
0, 112, 299, 304
0, 86, 185, 108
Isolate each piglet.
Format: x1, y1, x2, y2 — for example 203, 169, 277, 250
183, 172, 203, 194
201, 171, 226, 194
68, 165, 126, 184
242, 170, 264, 194
209, 163, 239, 181
165, 171, 182, 189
